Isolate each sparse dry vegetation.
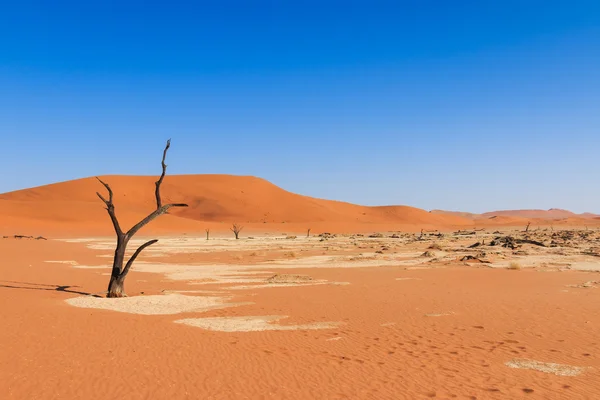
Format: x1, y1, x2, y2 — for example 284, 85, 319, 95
231, 223, 243, 239
508, 261, 522, 270
428, 243, 443, 251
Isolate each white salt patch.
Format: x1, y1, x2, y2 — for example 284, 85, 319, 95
162, 289, 228, 295
226, 280, 349, 290
505, 359, 585, 376
174, 315, 342, 332
46, 260, 79, 265
65, 293, 249, 315
396, 277, 422, 281
72, 264, 110, 269
261, 254, 427, 269
424, 312, 454, 317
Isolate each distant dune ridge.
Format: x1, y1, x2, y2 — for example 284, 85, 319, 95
431, 208, 599, 220
0, 175, 598, 236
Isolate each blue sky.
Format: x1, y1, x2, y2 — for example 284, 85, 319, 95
1, 1, 599, 213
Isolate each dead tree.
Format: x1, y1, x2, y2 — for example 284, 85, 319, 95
205, 228, 210, 240
231, 223, 243, 239
307, 228, 311, 238
525, 222, 531, 232
96, 139, 188, 298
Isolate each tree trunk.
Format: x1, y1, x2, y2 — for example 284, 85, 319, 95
95, 140, 188, 299
106, 238, 127, 297
107, 274, 126, 298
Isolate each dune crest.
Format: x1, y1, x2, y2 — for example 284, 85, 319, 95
0, 174, 470, 235
2, 175, 599, 236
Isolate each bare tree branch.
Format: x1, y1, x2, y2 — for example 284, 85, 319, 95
125, 203, 188, 240
95, 177, 123, 236
123, 140, 188, 238
98, 140, 187, 297
96, 191, 108, 205
121, 239, 159, 278
96, 177, 113, 202
155, 139, 171, 209
230, 223, 243, 239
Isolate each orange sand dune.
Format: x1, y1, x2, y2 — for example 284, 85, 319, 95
430, 210, 480, 219
434, 208, 599, 221
2, 175, 599, 237
0, 175, 472, 236
480, 209, 599, 220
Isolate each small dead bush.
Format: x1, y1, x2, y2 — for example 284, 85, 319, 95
428, 243, 443, 251
508, 261, 522, 270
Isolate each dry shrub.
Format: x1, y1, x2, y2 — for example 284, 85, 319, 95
428, 243, 443, 251
508, 261, 522, 270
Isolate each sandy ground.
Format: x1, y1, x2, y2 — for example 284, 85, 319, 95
1, 228, 600, 399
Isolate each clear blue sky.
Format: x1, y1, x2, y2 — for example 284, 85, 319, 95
1, 1, 599, 213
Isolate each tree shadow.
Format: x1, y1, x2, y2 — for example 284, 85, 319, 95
0, 280, 103, 297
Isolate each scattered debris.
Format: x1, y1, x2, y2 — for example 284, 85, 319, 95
266, 274, 313, 284
566, 281, 599, 289
460, 255, 491, 264
454, 230, 476, 236
2, 235, 47, 240
489, 236, 546, 249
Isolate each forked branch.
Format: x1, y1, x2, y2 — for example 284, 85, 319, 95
122, 138, 189, 239
121, 239, 159, 278
126, 202, 188, 240
96, 139, 189, 298
96, 177, 123, 236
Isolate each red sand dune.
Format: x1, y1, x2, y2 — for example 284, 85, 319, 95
0, 175, 471, 236
480, 209, 599, 220
433, 208, 599, 221
2, 175, 598, 237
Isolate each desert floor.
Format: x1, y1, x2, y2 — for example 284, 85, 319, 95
2, 228, 600, 399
